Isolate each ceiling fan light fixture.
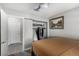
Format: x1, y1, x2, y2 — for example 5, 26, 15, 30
41, 3, 49, 8
34, 3, 49, 11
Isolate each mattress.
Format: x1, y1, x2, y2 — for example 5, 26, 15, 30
32, 37, 79, 56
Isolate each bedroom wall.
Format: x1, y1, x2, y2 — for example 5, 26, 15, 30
48, 7, 79, 39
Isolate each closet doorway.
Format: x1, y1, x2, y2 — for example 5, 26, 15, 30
33, 20, 48, 41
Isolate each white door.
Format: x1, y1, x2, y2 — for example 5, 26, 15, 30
8, 17, 21, 45
1, 9, 8, 56
23, 19, 33, 50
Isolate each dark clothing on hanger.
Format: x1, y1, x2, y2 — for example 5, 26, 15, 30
36, 27, 40, 40
36, 27, 44, 40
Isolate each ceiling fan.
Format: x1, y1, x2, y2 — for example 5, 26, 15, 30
34, 3, 49, 11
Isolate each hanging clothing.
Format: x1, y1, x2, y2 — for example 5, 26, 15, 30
42, 28, 44, 37
36, 27, 44, 40
36, 27, 40, 40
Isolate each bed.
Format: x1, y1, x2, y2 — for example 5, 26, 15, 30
32, 37, 79, 56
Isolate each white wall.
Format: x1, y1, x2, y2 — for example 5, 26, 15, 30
48, 7, 79, 39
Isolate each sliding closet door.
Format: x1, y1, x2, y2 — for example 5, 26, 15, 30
8, 17, 22, 45
23, 19, 33, 50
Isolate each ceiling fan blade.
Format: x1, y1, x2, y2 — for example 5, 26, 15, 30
34, 4, 41, 11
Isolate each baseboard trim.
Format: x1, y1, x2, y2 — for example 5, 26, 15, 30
24, 47, 31, 51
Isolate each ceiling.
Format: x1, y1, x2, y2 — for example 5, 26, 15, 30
0, 3, 79, 19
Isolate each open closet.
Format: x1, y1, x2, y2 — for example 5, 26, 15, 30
33, 20, 47, 41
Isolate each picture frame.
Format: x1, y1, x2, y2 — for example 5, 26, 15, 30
49, 16, 64, 29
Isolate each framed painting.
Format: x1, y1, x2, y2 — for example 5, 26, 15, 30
49, 16, 64, 29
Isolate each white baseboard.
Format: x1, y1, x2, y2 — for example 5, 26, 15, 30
25, 47, 31, 50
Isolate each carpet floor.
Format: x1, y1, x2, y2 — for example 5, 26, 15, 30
8, 43, 31, 56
